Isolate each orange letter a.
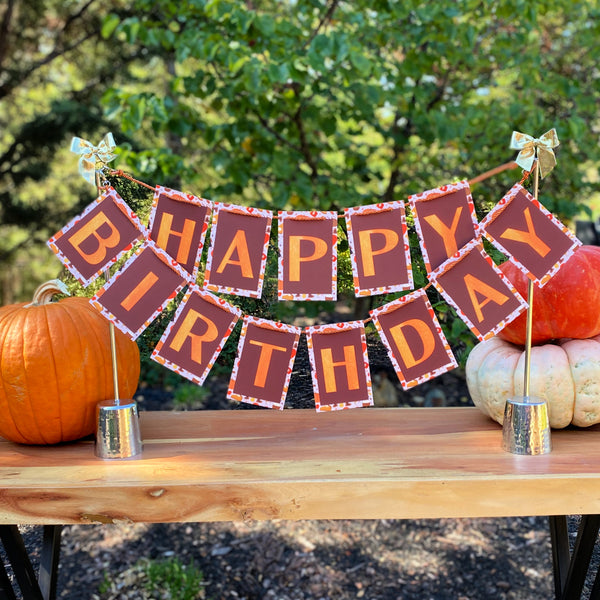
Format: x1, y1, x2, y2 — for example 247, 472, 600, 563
216, 230, 254, 279
463, 273, 509, 323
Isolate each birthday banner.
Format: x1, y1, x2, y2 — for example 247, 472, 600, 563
48, 171, 581, 411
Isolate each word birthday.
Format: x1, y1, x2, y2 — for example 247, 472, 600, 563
48, 179, 580, 411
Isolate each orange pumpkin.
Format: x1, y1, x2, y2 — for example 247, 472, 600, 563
0, 280, 140, 444
498, 245, 600, 345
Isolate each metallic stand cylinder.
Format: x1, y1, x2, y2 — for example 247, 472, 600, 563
95, 400, 143, 459
502, 396, 552, 455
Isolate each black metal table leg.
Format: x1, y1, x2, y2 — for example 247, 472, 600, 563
0, 559, 17, 600
550, 515, 571, 599
38, 525, 62, 600
589, 564, 600, 599
0, 525, 44, 600
560, 514, 600, 600
0, 524, 62, 600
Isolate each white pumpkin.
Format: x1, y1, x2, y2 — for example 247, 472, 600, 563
466, 335, 600, 429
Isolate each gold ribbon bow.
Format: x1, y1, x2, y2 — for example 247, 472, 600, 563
70, 133, 117, 185
509, 129, 559, 179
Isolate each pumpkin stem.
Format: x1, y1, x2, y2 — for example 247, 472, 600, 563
26, 280, 71, 307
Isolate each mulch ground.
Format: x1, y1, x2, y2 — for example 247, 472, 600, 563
8, 336, 597, 598
42, 516, 559, 599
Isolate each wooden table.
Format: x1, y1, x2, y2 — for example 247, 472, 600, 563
1, 407, 600, 598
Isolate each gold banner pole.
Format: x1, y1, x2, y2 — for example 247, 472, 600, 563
502, 128, 557, 456
522, 159, 539, 399
106, 270, 120, 406
94, 171, 120, 406
92, 168, 141, 459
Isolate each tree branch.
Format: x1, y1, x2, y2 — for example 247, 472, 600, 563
253, 111, 303, 154
0, 0, 100, 100
0, 0, 16, 71
303, 0, 339, 49
468, 160, 518, 185
382, 103, 414, 203
0, 29, 97, 100
293, 105, 319, 179
62, 0, 97, 33
425, 70, 451, 112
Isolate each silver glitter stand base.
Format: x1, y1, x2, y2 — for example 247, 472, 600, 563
502, 396, 552, 455
95, 400, 143, 459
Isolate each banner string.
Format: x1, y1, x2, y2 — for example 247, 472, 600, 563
468, 160, 519, 185
109, 169, 157, 191
518, 167, 533, 187
107, 160, 522, 220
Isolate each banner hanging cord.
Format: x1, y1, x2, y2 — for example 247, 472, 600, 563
109, 169, 157, 191
107, 159, 522, 220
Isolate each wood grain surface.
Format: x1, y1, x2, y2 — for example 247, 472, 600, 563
1, 408, 599, 524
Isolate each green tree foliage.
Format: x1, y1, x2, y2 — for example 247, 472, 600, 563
0, 0, 142, 303
103, 0, 599, 220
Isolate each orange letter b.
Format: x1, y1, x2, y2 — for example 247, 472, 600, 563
68, 211, 121, 265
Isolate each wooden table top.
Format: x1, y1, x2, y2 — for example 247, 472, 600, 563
1, 407, 599, 525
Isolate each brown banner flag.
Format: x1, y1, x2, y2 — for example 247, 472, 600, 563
408, 181, 478, 273
203, 203, 272, 298
90, 240, 191, 339
429, 238, 528, 341
152, 285, 242, 386
480, 183, 581, 286
227, 317, 301, 410
148, 186, 212, 281
278, 211, 338, 301
306, 321, 373, 411
370, 288, 458, 389
344, 201, 413, 296
47, 187, 146, 285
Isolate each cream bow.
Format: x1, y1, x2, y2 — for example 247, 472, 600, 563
509, 129, 559, 179
70, 133, 117, 185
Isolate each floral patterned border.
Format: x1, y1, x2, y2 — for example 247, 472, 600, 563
90, 239, 192, 340
277, 211, 338, 301
149, 185, 213, 282
407, 180, 477, 273
428, 238, 528, 341
203, 203, 272, 298
151, 284, 242, 386
479, 183, 581, 287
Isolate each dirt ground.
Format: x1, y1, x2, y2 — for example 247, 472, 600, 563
38, 515, 560, 599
